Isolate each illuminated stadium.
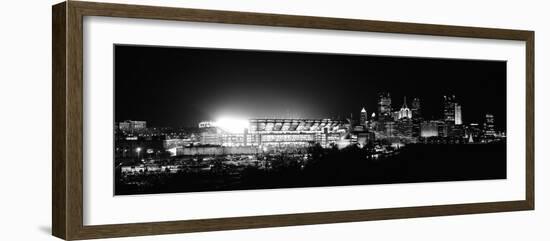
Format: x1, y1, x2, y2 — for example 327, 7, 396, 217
200, 118, 348, 148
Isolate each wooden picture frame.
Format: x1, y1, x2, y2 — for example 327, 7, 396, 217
52, 1, 534, 240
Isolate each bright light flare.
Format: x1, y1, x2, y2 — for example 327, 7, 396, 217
213, 117, 249, 133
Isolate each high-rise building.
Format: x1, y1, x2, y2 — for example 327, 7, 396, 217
411, 98, 421, 119
443, 95, 457, 123
398, 96, 412, 119
360, 107, 368, 126
484, 114, 496, 136
454, 104, 462, 125
383, 121, 395, 137
437, 121, 449, 137
378, 92, 392, 120
396, 118, 413, 138
409, 98, 422, 139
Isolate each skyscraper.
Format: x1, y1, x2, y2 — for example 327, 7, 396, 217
454, 104, 462, 125
360, 107, 368, 127
396, 118, 414, 140
443, 95, 457, 123
411, 98, 422, 139
411, 97, 421, 119
398, 96, 412, 119
378, 92, 392, 120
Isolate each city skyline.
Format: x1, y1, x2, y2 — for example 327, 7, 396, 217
117, 92, 502, 134
114, 45, 507, 195
115, 45, 506, 129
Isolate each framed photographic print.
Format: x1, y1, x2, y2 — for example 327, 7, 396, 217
52, 1, 534, 240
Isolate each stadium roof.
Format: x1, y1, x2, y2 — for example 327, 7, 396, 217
249, 118, 345, 132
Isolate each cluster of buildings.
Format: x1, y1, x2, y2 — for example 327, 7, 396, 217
115, 120, 147, 133
115, 93, 504, 158
362, 93, 502, 146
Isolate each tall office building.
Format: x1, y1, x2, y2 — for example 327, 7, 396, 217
411, 97, 421, 119
360, 107, 368, 126
398, 97, 412, 119
443, 95, 457, 123
454, 104, 462, 125
396, 118, 413, 138
410, 98, 422, 138
378, 92, 392, 120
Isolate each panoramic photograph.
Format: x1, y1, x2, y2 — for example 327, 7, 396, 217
113, 44, 507, 195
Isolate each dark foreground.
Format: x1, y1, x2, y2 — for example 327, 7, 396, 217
115, 143, 506, 195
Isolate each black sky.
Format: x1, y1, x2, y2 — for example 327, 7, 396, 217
115, 45, 506, 129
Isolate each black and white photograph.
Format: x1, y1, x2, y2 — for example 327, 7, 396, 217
0, 0, 544, 240
114, 45, 507, 195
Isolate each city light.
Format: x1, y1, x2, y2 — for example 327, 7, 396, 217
213, 117, 249, 133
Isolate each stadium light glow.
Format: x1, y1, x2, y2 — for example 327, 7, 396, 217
213, 117, 249, 133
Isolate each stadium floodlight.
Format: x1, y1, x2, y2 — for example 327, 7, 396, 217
213, 117, 249, 133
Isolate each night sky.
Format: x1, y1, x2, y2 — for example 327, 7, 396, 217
115, 45, 506, 129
